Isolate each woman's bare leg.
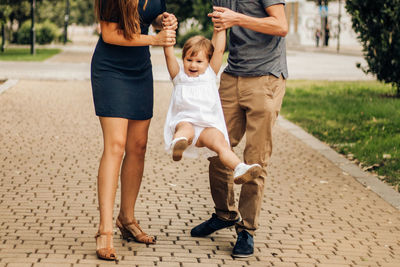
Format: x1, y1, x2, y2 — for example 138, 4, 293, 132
118, 119, 151, 223
196, 127, 240, 170
97, 117, 128, 249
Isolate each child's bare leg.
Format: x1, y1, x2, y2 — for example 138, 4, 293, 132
173, 121, 195, 144
197, 127, 262, 184
196, 127, 240, 170
172, 122, 194, 161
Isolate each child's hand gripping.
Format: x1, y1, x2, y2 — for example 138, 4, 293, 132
162, 12, 178, 31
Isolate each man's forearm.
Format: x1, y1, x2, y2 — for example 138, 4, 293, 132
211, 5, 288, 37
235, 13, 288, 37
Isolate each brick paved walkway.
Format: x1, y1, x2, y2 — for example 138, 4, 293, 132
1, 78, 399, 267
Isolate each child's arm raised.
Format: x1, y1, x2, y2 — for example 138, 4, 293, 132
210, 28, 226, 74
163, 45, 180, 79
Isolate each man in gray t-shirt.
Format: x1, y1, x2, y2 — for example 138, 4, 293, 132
190, 0, 288, 258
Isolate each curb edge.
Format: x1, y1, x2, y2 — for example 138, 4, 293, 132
0, 79, 19, 95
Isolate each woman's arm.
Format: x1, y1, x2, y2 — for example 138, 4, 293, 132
209, 29, 226, 74
100, 21, 175, 46
210, 4, 288, 37
163, 46, 180, 79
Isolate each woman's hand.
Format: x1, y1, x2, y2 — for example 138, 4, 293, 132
162, 12, 178, 30
154, 29, 176, 46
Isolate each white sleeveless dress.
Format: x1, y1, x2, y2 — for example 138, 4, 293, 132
164, 65, 230, 158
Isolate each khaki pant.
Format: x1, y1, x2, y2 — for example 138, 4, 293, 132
209, 73, 286, 235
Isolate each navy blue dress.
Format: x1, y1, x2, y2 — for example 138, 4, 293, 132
91, 0, 166, 120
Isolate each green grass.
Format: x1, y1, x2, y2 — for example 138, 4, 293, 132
282, 80, 400, 191
0, 48, 61, 61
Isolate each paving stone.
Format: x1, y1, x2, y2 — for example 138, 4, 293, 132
0, 46, 399, 267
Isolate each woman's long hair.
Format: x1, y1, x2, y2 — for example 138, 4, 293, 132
95, 0, 148, 40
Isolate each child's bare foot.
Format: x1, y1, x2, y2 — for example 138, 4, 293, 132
233, 163, 262, 184
171, 137, 189, 161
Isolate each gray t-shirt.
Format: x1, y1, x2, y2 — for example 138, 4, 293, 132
213, 0, 288, 78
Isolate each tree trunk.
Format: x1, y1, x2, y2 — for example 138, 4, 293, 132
31, 0, 36, 55
1, 23, 5, 53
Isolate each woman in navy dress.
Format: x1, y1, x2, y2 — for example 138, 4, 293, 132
92, 0, 177, 261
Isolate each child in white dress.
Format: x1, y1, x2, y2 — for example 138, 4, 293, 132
163, 29, 261, 184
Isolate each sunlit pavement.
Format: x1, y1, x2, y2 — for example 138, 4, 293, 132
0, 43, 399, 267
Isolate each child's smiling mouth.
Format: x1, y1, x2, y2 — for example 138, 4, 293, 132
188, 69, 199, 76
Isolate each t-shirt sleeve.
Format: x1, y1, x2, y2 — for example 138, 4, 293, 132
212, 0, 230, 8
262, 0, 285, 8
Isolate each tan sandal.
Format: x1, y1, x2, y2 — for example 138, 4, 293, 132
116, 216, 156, 244
95, 232, 118, 262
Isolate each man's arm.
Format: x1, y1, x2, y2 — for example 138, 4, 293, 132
209, 29, 226, 74
210, 4, 288, 37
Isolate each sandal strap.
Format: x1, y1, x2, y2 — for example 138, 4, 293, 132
95, 231, 113, 238
117, 216, 155, 243
134, 232, 149, 241
125, 220, 142, 231
95, 231, 114, 248
123, 220, 154, 242
95, 232, 118, 261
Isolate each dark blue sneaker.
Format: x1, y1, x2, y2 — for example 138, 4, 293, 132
190, 213, 240, 237
232, 230, 254, 258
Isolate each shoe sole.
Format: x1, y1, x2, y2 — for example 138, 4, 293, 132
172, 139, 189, 161
234, 165, 262, 184
231, 253, 253, 258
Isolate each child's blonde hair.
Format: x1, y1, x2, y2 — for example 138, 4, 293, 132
182, 35, 214, 61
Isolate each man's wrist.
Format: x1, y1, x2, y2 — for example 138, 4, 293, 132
234, 12, 243, 27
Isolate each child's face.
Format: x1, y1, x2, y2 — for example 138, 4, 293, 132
183, 50, 209, 77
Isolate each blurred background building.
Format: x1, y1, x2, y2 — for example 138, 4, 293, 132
285, 0, 360, 49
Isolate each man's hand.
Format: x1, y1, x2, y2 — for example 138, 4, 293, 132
208, 6, 239, 31
162, 12, 178, 31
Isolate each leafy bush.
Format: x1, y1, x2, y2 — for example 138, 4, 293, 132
176, 28, 203, 48
16, 20, 31, 45
36, 20, 59, 44
346, 0, 400, 96
177, 25, 229, 52
15, 20, 60, 45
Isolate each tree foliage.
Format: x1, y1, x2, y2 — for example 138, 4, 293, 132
167, 0, 213, 31
346, 0, 400, 95
70, 0, 94, 25
1, 0, 94, 28
0, 0, 96, 45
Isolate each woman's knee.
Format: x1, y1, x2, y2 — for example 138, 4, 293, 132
126, 138, 148, 157
105, 138, 126, 159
